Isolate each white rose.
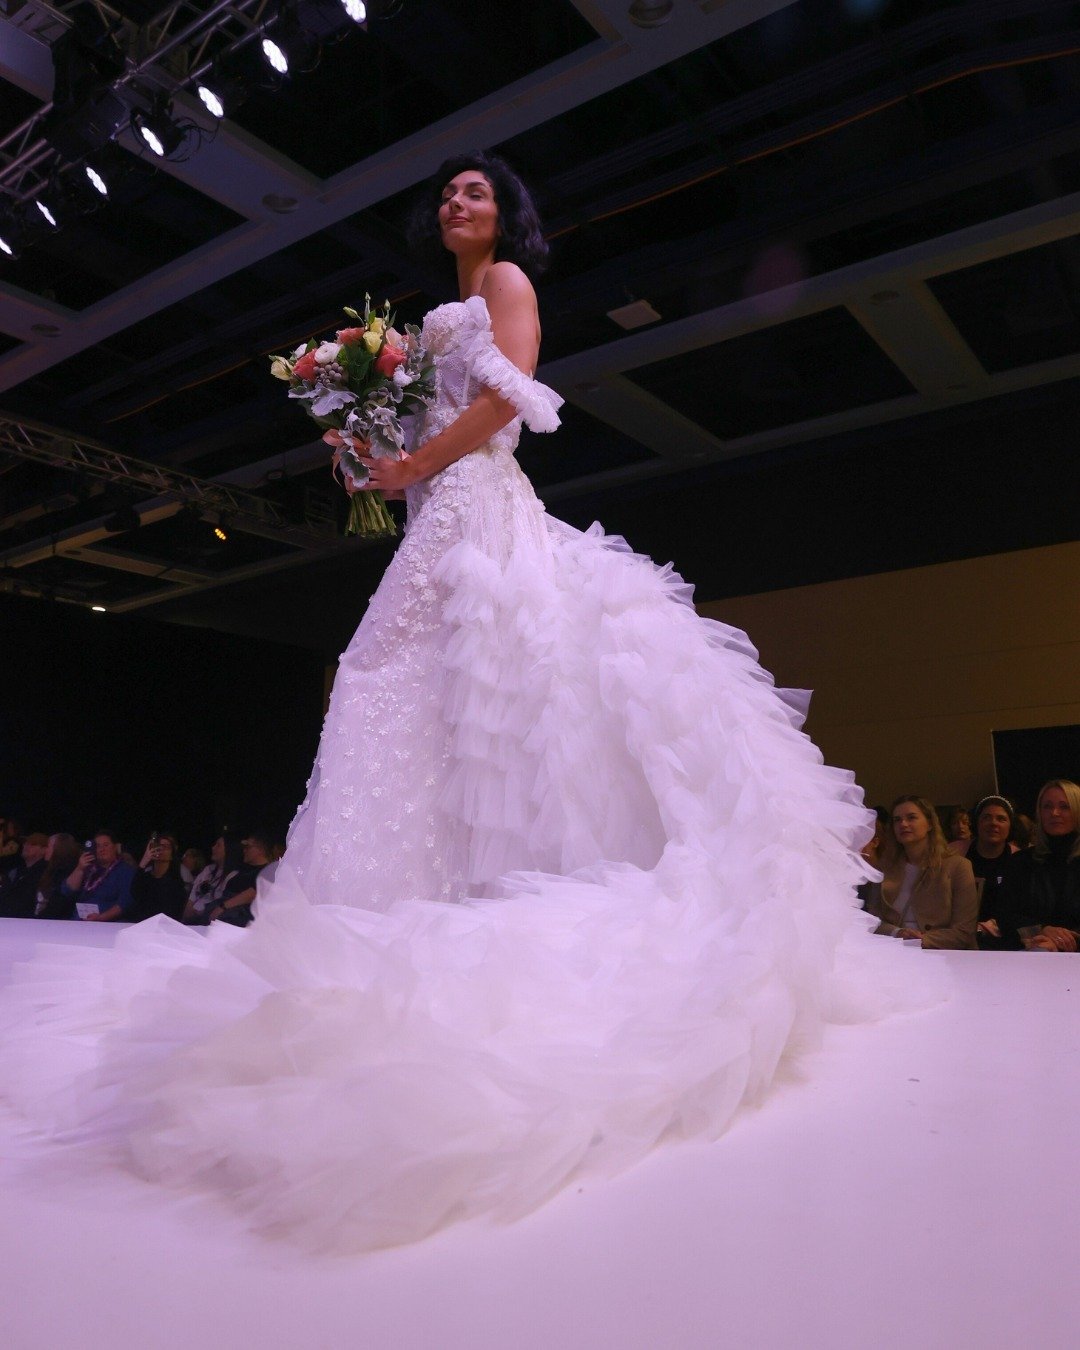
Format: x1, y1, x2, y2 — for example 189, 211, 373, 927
314, 341, 342, 366
293, 343, 308, 359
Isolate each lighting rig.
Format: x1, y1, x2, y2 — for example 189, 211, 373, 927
0, 0, 400, 258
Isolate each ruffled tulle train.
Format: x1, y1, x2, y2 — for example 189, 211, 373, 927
0, 297, 945, 1252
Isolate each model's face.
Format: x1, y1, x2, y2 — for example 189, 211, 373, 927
977, 806, 1011, 848
1040, 787, 1076, 836
438, 172, 499, 255
94, 834, 119, 865
893, 804, 931, 848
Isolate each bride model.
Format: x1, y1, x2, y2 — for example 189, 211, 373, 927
0, 154, 930, 1252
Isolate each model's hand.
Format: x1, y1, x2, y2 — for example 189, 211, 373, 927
977, 918, 1000, 938
896, 927, 923, 941
358, 454, 420, 493
83, 911, 102, 922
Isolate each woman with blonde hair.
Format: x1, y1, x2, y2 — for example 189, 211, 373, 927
867, 795, 978, 949
998, 779, 1080, 951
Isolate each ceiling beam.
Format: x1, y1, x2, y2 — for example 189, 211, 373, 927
846, 282, 988, 398
62, 544, 215, 586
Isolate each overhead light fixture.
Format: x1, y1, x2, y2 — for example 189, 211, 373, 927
131, 94, 186, 158
0, 232, 14, 258
628, 0, 674, 26
197, 84, 226, 118
85, 164, 109, 196
91, 604, 107, 612
607, 299, 662, 330
262, 36, 290, 73
341, 0, 367, 21
35, 199, 59, 227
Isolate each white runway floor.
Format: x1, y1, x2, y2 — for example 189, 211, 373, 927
1, 918, 1075, 1350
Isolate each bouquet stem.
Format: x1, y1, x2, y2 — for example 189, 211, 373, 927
345, 489, 398, 539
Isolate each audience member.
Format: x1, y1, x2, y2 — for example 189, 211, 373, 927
866, 795, 978, 949
61, 829, 137, 921
967, 796, 1020, 950
0, 833, 49, 918
207, 832, 274, 926
998, 779, 1080, 952
943, 805, 973, 856
1013, 813, 1036, 851
129, 834, 188, 923
183, 834, 242, 925
33, 833, 82, 918
180, 846, 207, 892
0, 817, 23, 866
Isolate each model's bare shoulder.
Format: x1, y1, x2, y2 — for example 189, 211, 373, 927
481, 261, 535, 304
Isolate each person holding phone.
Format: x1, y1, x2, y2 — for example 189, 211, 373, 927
60, 829, 136, 922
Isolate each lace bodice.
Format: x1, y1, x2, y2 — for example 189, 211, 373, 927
412, 295, 563, 452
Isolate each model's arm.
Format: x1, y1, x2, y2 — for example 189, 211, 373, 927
358, 264, 540, 493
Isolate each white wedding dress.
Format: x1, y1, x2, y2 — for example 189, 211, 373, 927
0, 298, 934, 1252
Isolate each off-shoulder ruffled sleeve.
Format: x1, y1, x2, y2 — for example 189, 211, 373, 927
460, 295, 563, 433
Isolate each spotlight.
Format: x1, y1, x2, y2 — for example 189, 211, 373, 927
91, 604, 107, 612
131, 95, 186, 158
0, 232, 14, 258
262, 7, 324, 76
261, 37, 289, 73
35, 199, 59, 227
197, 84, 225, 118
212, 514, 231, 541
341, 0, 367, 21
628, 0, 674, 26
85, 165, 109, 196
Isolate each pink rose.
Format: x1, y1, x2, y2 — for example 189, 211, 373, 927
293, 350, 318, 382
374, 343, 406, 378
336, 326, 366, 345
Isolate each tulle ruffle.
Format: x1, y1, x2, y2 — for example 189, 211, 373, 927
459, 296, 563, 432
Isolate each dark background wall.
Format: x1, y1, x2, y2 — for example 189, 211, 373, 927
0, 594, 326, 853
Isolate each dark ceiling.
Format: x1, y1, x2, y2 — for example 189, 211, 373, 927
1, 0, 1079, 657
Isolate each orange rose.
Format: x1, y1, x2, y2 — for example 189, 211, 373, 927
374, 343, 406, 377
336, 327, 366, 345
293, 350, 318, 382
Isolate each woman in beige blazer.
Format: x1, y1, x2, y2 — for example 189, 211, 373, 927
869, 795, 979, 950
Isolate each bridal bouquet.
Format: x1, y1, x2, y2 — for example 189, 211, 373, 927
269, 297, 435, 538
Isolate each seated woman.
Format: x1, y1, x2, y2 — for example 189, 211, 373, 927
998, 779, 1080, 951
866, 795, 978, 949
33, 834, 82, 919
128, 834, 188, 924
183, 834, 242, 925
942, 805, 973, 856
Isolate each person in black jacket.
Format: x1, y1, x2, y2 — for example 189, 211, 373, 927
0, 833, 49, 918
33, 834, 82, 919
998, 779, 1080, 951
128, 833, 188, 923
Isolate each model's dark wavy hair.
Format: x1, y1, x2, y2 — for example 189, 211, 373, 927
407, 151, 549, 281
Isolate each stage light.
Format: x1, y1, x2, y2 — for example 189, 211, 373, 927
35, 200, 59, 227
341, 0, 367, 21
91, 604, 107, 612
197, 84, 226, 118
262, 37, 289, 73
131, 95, 186, 158
86, 165, 109, 196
